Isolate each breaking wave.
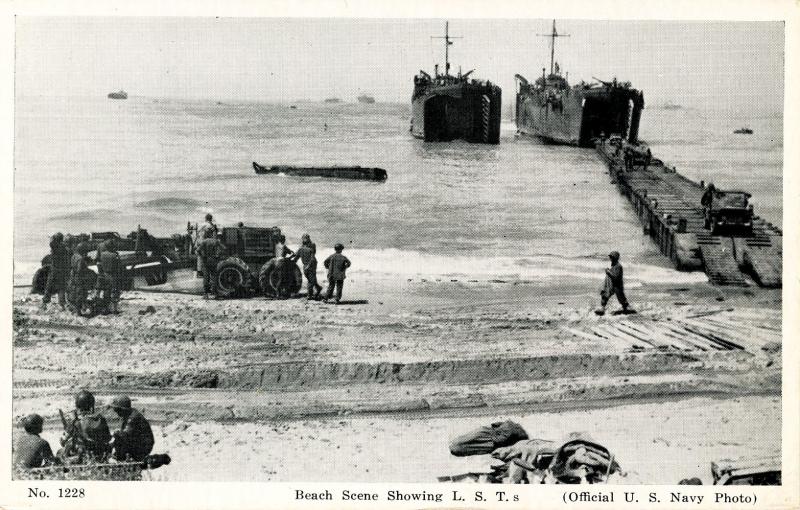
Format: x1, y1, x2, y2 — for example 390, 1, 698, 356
344, 248, 707, 285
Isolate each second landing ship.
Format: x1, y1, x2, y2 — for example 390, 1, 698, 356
411, 22, 501, 144
515, 21, 645, 148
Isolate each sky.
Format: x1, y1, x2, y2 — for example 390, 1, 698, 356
15, 17, 784, 110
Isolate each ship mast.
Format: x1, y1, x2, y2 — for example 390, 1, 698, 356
538, 20, 570, 75
432, 21, 462, 76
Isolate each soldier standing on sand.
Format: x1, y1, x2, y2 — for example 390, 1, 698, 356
41, 233, 71, 311
643, 147, 652, 171
197, 229, 225, 299
196, 214, 218, 277
96, 238, 124, 314
323, 243, 351, 304
67, 242, 95, 316
108, 395, 154, 462
273, 235, 295, 298
13, 414, 56, 469
291, 234, 323, 300
595, 251, 632, 316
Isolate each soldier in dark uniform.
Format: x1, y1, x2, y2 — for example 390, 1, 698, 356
13, 414, 55, 469
323, 243, 351, 304
196, 214, 218, 277
96, 238, 124, 314
273, 235, 295, 298
61, 390, 111, 461
196, 229, 225, 299
108, 395, 155, 462
595, 251, 631, 316
291, 234, 322, 300
41, 233, 71, 311
643, 148, 652, 171
67, 242, 95, 316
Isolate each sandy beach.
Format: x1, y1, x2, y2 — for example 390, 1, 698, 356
12, 272, 781, 483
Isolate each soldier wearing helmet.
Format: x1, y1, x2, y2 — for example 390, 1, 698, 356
108, 395, 155, 462
61, 390, 111, 460
596, 251, 632, 316
67, 242, 96, 316
95, 238, 124, 314
13, 414, 55, 469
41, 232, 71, 311
323, 243, 351, 304
291, 234, 323, 300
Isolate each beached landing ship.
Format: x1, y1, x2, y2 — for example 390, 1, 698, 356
411, 22, 501, 144
107, 90, 128, 100
515, 21, 644, 148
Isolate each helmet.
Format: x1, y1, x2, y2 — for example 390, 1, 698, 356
608, 251, 620, 260
109, 395, 132, 411
74, 389, 95, 411
76, 242, 91, 255
205, 213, 213, 222
53, 232, 64, 243
334, 243, 344, 252
22, 413, 44, 434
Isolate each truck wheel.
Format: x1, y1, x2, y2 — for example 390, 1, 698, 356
216, 258, 250, 298
32, 266, 50, 295
259, 259, 302, 297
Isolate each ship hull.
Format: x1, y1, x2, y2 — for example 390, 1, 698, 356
515, 82, 643, 148
411, 82, 501, 144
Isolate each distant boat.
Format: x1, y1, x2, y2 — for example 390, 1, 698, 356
733, 127, 753, 134
662, 101, 682, 110
289, 105, 298, 109
357, 94, 376, 104
107, 90, 128, 100
324, 97, 342, 103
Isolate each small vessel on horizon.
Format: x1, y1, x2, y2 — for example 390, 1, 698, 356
324, 97, 342, 104
515, 20, 644, 147
733, 127, 753, 134
410, 21, 501, 144
107, 90, 128, 100
357, 94, 376, 104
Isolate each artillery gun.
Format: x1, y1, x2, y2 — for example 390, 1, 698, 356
31, 223, 304, 299
31, 226, 195, 294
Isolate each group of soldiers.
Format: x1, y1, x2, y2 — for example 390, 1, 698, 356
40, 233, 124, 316
195, 214, 352, 303
13, 390, 155, 470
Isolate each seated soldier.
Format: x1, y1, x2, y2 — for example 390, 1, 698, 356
108, 395, 154, 462
61, 390, 111, 461
13, 414, 56, 469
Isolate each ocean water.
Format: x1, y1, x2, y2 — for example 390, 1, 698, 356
13, 96, 782, 287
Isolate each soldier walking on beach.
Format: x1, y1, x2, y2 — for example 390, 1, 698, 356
108, 395, 154, 462
41, 233, 71, 311
13, 414, 56, 469
96, 238, 124, 314
67, 242, 95, 316
292, 234, 323, 300
323, 243, 351, 304
197, 229, 225, 299
595, 251, 631, 316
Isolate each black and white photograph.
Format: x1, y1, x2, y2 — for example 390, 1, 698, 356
3, 1, 797, 508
